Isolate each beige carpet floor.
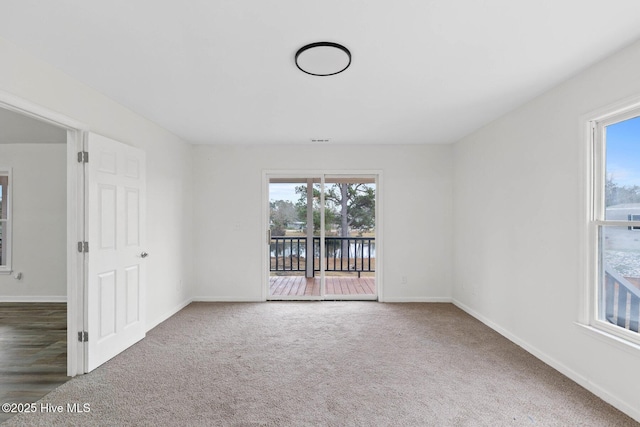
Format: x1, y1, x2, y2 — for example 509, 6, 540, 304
3, 302, 637, 426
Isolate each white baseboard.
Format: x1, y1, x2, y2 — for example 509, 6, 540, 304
382, 296, 452, 303
0, 295, 67, 303
190, 296, 453, 303
146, 298, 193, 332
452, 299, 640, 424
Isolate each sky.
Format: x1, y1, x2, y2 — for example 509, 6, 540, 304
269, 183, 301, 203
606, 115, 640, 187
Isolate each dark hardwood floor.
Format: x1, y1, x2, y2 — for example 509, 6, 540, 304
0, 303, 68, 424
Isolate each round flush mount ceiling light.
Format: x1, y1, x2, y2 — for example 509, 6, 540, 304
295, 42, 351, 76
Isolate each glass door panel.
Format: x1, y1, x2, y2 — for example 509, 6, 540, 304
268, 177, 321, 299
323, 175, 377, 299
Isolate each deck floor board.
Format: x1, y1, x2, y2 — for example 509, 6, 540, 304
270, 276, 376, 298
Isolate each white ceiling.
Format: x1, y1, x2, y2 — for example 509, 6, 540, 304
2, 1, 640, 145
0, 107, 67, 144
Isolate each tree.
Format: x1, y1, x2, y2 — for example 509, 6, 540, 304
270, 200, 297, 236
294, 185, 337, 234
295, 183, 375, 236
324, 183, 375, 237
606, 175, 640, 207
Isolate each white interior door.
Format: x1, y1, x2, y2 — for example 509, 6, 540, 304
85, 133, 147, 372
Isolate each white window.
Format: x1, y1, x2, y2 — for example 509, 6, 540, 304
590, 106, 640, 345
0, 168, 11, 273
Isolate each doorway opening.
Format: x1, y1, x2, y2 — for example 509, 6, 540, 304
0, 94, 148, 383
0, 105, 71, 422
266, 174, 378, 300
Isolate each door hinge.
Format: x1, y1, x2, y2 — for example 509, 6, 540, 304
78, 331, 89, 342
77, 151, 89, 163
77, 241, 89, 253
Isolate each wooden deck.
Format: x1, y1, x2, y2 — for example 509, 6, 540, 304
269, 275, 376, 297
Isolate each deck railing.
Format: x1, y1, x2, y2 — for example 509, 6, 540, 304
315, 237, 374, 278
604, 268, 640, 333
270, 236, 375, 277
270, 236, 307, 272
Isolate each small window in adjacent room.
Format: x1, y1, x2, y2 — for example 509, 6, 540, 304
591, 109, 640, 344
0, 168, 11, 273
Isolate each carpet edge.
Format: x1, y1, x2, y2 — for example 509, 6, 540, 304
452, 299, 640, 424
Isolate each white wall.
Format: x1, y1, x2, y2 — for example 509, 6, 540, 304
0, 143, 66, 301
0, 38, 194, 328
453, 39, 640, 420
192, 144, 453, 302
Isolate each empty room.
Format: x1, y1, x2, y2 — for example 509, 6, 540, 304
0, 1, 640, 425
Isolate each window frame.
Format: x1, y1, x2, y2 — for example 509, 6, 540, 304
587, 104, 640, 347
0, 167, 12, 274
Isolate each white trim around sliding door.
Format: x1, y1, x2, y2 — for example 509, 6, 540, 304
262, 170, 382, 302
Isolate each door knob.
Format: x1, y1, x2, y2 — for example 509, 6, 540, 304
140, 252, 149, 258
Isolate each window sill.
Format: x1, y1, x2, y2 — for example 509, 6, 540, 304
575, 322, 640, 357
0, 270, 12, 275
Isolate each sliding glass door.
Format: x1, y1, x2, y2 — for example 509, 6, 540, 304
267, 173, 377, 300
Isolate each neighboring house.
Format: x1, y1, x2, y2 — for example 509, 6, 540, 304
605, 203, 640, 222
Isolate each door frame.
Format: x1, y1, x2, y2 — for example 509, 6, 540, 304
0, 90, 87, 376
262, 169, 384, 301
